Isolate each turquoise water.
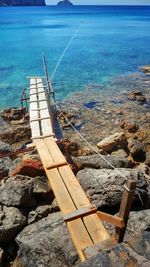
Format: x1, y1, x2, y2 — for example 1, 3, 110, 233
0, 5, 150, 108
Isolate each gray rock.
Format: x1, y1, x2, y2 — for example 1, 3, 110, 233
0, 247, 5, 266
0, 175, 36, 207
0, 157, 13, 180
0, 205, 27, 243
77, 168, 148, 209
73, 154, 131, 171
77, 243, 150, 267
16, 212, 79, 267
128, 138, 145, 161
0, 140, 12, 153
124, 210, 150, 240
33, 175, 51, 195
0, 125, 31, 145
28, 205, 51, 224
0, 175, 53, 208
111, 149, 128, 158
97, 132, 127, 153
145, 152, 150, 167
127, 230, 150, 261
104, 209, 150, 240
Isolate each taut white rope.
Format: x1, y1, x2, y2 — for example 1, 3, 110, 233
54, 100, 128, 181
50, 21, 84, 82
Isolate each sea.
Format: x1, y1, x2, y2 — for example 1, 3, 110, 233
0, 5, 150, 109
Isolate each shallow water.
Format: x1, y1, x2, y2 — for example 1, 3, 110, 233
0, 5, 150, 109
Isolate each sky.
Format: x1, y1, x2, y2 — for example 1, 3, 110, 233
46, 0, 150, 5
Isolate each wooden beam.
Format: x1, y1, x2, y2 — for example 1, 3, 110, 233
47, 161, 68, 170
30, 90, 45, 96
115, 179, 136, 242
29, 99, 47, 103
97, 211, 125, 228
30, 116, 50, 122
64, 206, 97, 222
32, 134, 55, 140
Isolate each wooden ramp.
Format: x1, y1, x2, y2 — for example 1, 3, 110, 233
29, 77, 118, 261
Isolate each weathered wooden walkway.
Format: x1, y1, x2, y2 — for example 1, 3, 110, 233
29, 77, 135, 262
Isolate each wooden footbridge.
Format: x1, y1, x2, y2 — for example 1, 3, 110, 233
27, 76, 136, 262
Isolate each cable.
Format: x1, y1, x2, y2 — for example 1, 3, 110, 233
50, 21, 84, 82
53, 100, 128, 181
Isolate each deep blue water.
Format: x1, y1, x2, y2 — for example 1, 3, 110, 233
0, 5, 150, 108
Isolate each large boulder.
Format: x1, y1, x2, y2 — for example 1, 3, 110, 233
105, 209, 150, 239
72, 154, 131, 171
0, 157, 13, 180
77, 243, 150, 267
77, 168, 148, 209
124, 210, 150, 240
0, 205, 27, 243
97, 132, 127, 153
127, 230, 150, 261
16, 212, 79, 267
0, 175, 52, 208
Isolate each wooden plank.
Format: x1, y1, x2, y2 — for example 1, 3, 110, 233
34, 139, 93, 261
44, 138, 110, 244
97, 211, 125, 228
59, 165, 110, 244
115, 179, 136, 242
30, 78, 40, 138
45, 138, 66, 162
37, 78, 53, 136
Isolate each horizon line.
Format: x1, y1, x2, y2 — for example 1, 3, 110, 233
46, 4, 150, 6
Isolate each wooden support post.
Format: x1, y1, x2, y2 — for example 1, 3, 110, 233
115, 179, 136, 243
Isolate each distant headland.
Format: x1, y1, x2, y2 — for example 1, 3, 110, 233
57, 0, 73, 7
0, 0, 46, 6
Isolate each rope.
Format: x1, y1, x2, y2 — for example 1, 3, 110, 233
53, 100, 128, 181
54, 101, 148, 207
50, 21, 84, 82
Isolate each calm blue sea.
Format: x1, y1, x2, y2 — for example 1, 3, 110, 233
0, 5, 150, 109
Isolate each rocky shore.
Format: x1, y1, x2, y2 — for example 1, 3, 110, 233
0, 68, 150, 266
